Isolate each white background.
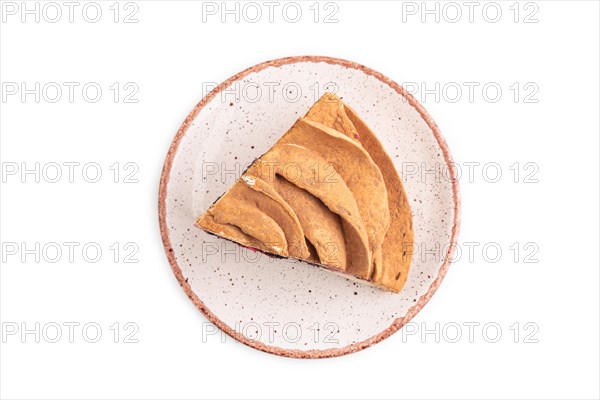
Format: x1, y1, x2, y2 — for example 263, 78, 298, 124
1, 1, 599, 399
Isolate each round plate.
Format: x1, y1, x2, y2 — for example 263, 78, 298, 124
159, 56, 460, 358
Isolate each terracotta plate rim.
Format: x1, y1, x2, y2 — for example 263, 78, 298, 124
158, 55, 462, 359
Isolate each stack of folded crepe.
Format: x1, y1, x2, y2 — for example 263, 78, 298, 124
196, 93, 413, 293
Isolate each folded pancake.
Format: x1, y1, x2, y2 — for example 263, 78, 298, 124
250, 143, 371, 279
271, 175, 347, 270
208, 196, 288, 255
277, 118, 390, 280
342, 103, 414, 292
302, 94, 414, 292
196, 93, 414, 293
199, 212, 267, 250
304, 94, 359, 140
238, 175, 310, 259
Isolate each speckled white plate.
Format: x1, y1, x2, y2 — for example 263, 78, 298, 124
159, 56, 460, 358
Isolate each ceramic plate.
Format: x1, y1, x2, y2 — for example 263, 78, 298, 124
159, 56, 460, 358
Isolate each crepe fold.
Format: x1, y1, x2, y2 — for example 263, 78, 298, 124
196, 93, 414, 293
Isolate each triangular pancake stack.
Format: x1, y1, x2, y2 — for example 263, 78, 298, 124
197, 93, 413, 293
